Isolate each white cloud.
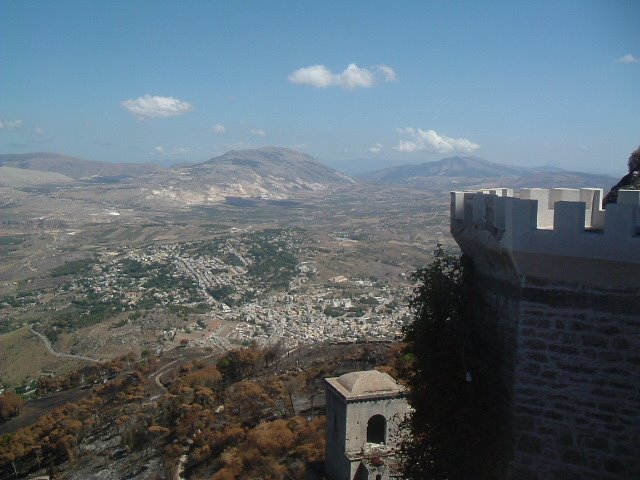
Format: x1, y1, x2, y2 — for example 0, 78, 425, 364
153, 146, 192, 155
122, 95, 193, 118
211, 123, 226, 134
289, 65, 336, 88
0, 119, 23, 129
35, 126, 44, 135
288, 63, 396, 90
615, 54, 639, 64
375, 65, 397, 82
251, 128, 267, 137
369, 143, 383, 154
339, 64, 376, 89
394, 128, 480, 154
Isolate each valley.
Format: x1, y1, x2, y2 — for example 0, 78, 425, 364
0, 151, 458, 389
0, 146, 621, 479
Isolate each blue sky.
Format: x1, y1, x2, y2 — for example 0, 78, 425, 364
0, 0, 638, 174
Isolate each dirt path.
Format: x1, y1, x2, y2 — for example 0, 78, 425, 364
29, 326, 100, 363
151, 358, 181, 391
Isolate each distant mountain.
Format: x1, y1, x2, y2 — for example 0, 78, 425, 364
359, 156, 531, 183
358, 155, 615, 190
195, 147, 352, 184
0, 153, 164, 180
144, 147, 354, 204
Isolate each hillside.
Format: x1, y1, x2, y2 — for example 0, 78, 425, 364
0, 326, 87, 387
0, 341, 393, 479
0, 166, 74, 188
0, 152, 164, 180
145, 146, 355, 204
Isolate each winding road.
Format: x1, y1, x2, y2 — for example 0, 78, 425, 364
150, 358, 181, 391
29, 326, 101, 363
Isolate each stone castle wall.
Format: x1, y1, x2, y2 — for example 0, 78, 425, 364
451, 187, 640, 479
512, 289, 639, 479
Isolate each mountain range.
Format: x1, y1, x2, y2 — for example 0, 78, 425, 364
0, 152, 163, 180
358, 155, 616, 190
0, 149, 618, 201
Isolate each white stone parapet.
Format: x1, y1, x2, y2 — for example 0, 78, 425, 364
450, 188, 640, 285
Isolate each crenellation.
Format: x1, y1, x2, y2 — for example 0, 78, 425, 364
519, 188, 552, 227
451, 187, 640, 236
450, 191, 465, 221
450, 185, 640, 480
452, 187, 638, 230
451, 187, 640, 286
549, 188, 580, 206
553, 201, 585, 236
603, 203, 637, 237
618, 189, 640, 205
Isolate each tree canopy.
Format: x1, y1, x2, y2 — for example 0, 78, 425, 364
397, 245, 509, 480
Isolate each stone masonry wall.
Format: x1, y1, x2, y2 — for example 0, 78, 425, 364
465, 264, 640, 479
510, 287, 640, 480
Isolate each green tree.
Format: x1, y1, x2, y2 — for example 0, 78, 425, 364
397, 245, 509, 480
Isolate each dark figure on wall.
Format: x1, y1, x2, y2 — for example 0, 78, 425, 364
603, 146, 640, 207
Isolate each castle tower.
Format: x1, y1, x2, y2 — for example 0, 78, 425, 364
450, 187, 640, 479
324, 370, 410, 480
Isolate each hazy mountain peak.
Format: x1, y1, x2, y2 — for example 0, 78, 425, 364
196, 146, 351, 179
202, 146, 319, 167
359, 155, 531, 183
145, 146, 354, 205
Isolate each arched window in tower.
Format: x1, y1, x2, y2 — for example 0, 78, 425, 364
366, 414, 386, 444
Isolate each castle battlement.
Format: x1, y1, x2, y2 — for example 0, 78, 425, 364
450, 187, 640, 287
450, 187, 640, 479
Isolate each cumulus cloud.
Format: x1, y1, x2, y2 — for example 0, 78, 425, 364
369, 143, 383, 154
122, 95, 193, 118
251, 128, 267, 137
289, 65, 335, 88
0, 119, 23, 129
615, 54, 639, 64
339, 64, 377, 89
394, 128, 480, 154
288, 63, 396, 90
211, 123, 226, 134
